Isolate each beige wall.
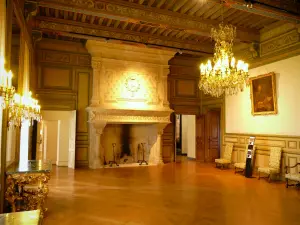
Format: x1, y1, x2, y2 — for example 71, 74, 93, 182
225, 55, 300, 177
226, 55, 300, 136
182, 115, 196, 159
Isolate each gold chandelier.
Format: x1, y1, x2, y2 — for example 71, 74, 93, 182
199, 23, 249, 98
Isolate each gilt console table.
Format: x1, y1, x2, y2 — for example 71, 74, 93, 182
5, 160, 51, 218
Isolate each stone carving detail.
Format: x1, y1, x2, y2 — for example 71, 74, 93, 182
91, 60, 102, 69
249, 42, 260, 59
261, 30, 300, 56
103, 69, 159, 105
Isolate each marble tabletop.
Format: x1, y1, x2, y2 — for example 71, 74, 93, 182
6, 160, 52, 175
0, 210, 40, 225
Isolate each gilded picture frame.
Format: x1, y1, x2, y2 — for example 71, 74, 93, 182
250, 72, 278, 116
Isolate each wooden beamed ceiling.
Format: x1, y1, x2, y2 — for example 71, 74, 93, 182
32, 0, 300, 54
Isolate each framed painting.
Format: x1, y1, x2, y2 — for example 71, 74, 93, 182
250, 72, 278, 115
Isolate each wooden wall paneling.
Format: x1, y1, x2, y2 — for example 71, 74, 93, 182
36, 41, 92, 167
75, 69, 90, 167
41, 65, 73, 90
168, 54, 201, 115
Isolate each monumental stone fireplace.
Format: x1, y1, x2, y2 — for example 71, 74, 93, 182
86, 40, 175, 169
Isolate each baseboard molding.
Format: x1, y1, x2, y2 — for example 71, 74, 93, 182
187, 157, 196, 161
56, 161, 68, 167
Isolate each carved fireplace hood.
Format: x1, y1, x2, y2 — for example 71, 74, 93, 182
85, 40, 176, 126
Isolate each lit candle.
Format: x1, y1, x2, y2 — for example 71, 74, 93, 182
7, 70, 12, 87
231, 57, 236, 68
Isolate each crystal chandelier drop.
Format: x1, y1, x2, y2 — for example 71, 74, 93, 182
199, 23, 249, 98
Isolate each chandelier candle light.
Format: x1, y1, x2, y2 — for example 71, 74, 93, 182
9, 91, 41, 127
0, 56, 15, 104
199, 23, 249, 97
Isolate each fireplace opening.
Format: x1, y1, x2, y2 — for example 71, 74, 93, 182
101, 124, 157, 166
120, 124, 130, 159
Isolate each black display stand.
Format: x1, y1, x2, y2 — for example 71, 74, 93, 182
245, 137, 255, 178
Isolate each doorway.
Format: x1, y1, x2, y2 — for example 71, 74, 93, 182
175, 114, 196, 162
196, 109, 221, 162
39, 110, 76, 169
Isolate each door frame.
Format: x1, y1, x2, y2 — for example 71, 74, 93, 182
205, 108, 221, 162
201, 100, 224, 161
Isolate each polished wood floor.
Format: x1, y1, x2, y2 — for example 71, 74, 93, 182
44, 162, 300, 225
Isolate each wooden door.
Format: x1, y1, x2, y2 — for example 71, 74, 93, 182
205, 110, 220, 162
162, 113, 175, 163
196, 115, 205, 162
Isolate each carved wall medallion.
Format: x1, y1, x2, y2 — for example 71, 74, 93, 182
125, 74, 140, 97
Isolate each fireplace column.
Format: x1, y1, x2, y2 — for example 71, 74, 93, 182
89, 121, 106, 169
156, 123, 168, 164
90, 59, 102, 106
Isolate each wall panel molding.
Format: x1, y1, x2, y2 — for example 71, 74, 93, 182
37, 49, 91, 67
223, 133, 300, 178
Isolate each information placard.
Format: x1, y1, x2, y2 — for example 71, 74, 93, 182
245, 136, 256, 178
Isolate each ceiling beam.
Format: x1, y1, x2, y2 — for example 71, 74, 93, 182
222, 0, 300, 23
34, 17, 213, 54
36, 0, 259, 42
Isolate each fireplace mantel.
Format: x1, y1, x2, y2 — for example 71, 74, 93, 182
87, 107, 173, 125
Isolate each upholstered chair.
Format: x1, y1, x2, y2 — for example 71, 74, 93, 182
258, 147, 282, 182
234, 145, 256, 174
215, 143, 234, 169
285, 162, 300, 188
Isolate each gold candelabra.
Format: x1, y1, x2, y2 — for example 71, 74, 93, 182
8, 92, 41, 127
0, 57, 15, 106
0, 56, 41, 127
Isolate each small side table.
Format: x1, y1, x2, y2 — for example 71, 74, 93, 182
5, 160, 51, 218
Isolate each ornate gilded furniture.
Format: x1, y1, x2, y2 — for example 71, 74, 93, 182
0, 210, 41, 225
285, 162, 300, 188
257, 147, 282, 182
234, 145, 256, 174
5, 160, 51, 218
215, 143, 234, 169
